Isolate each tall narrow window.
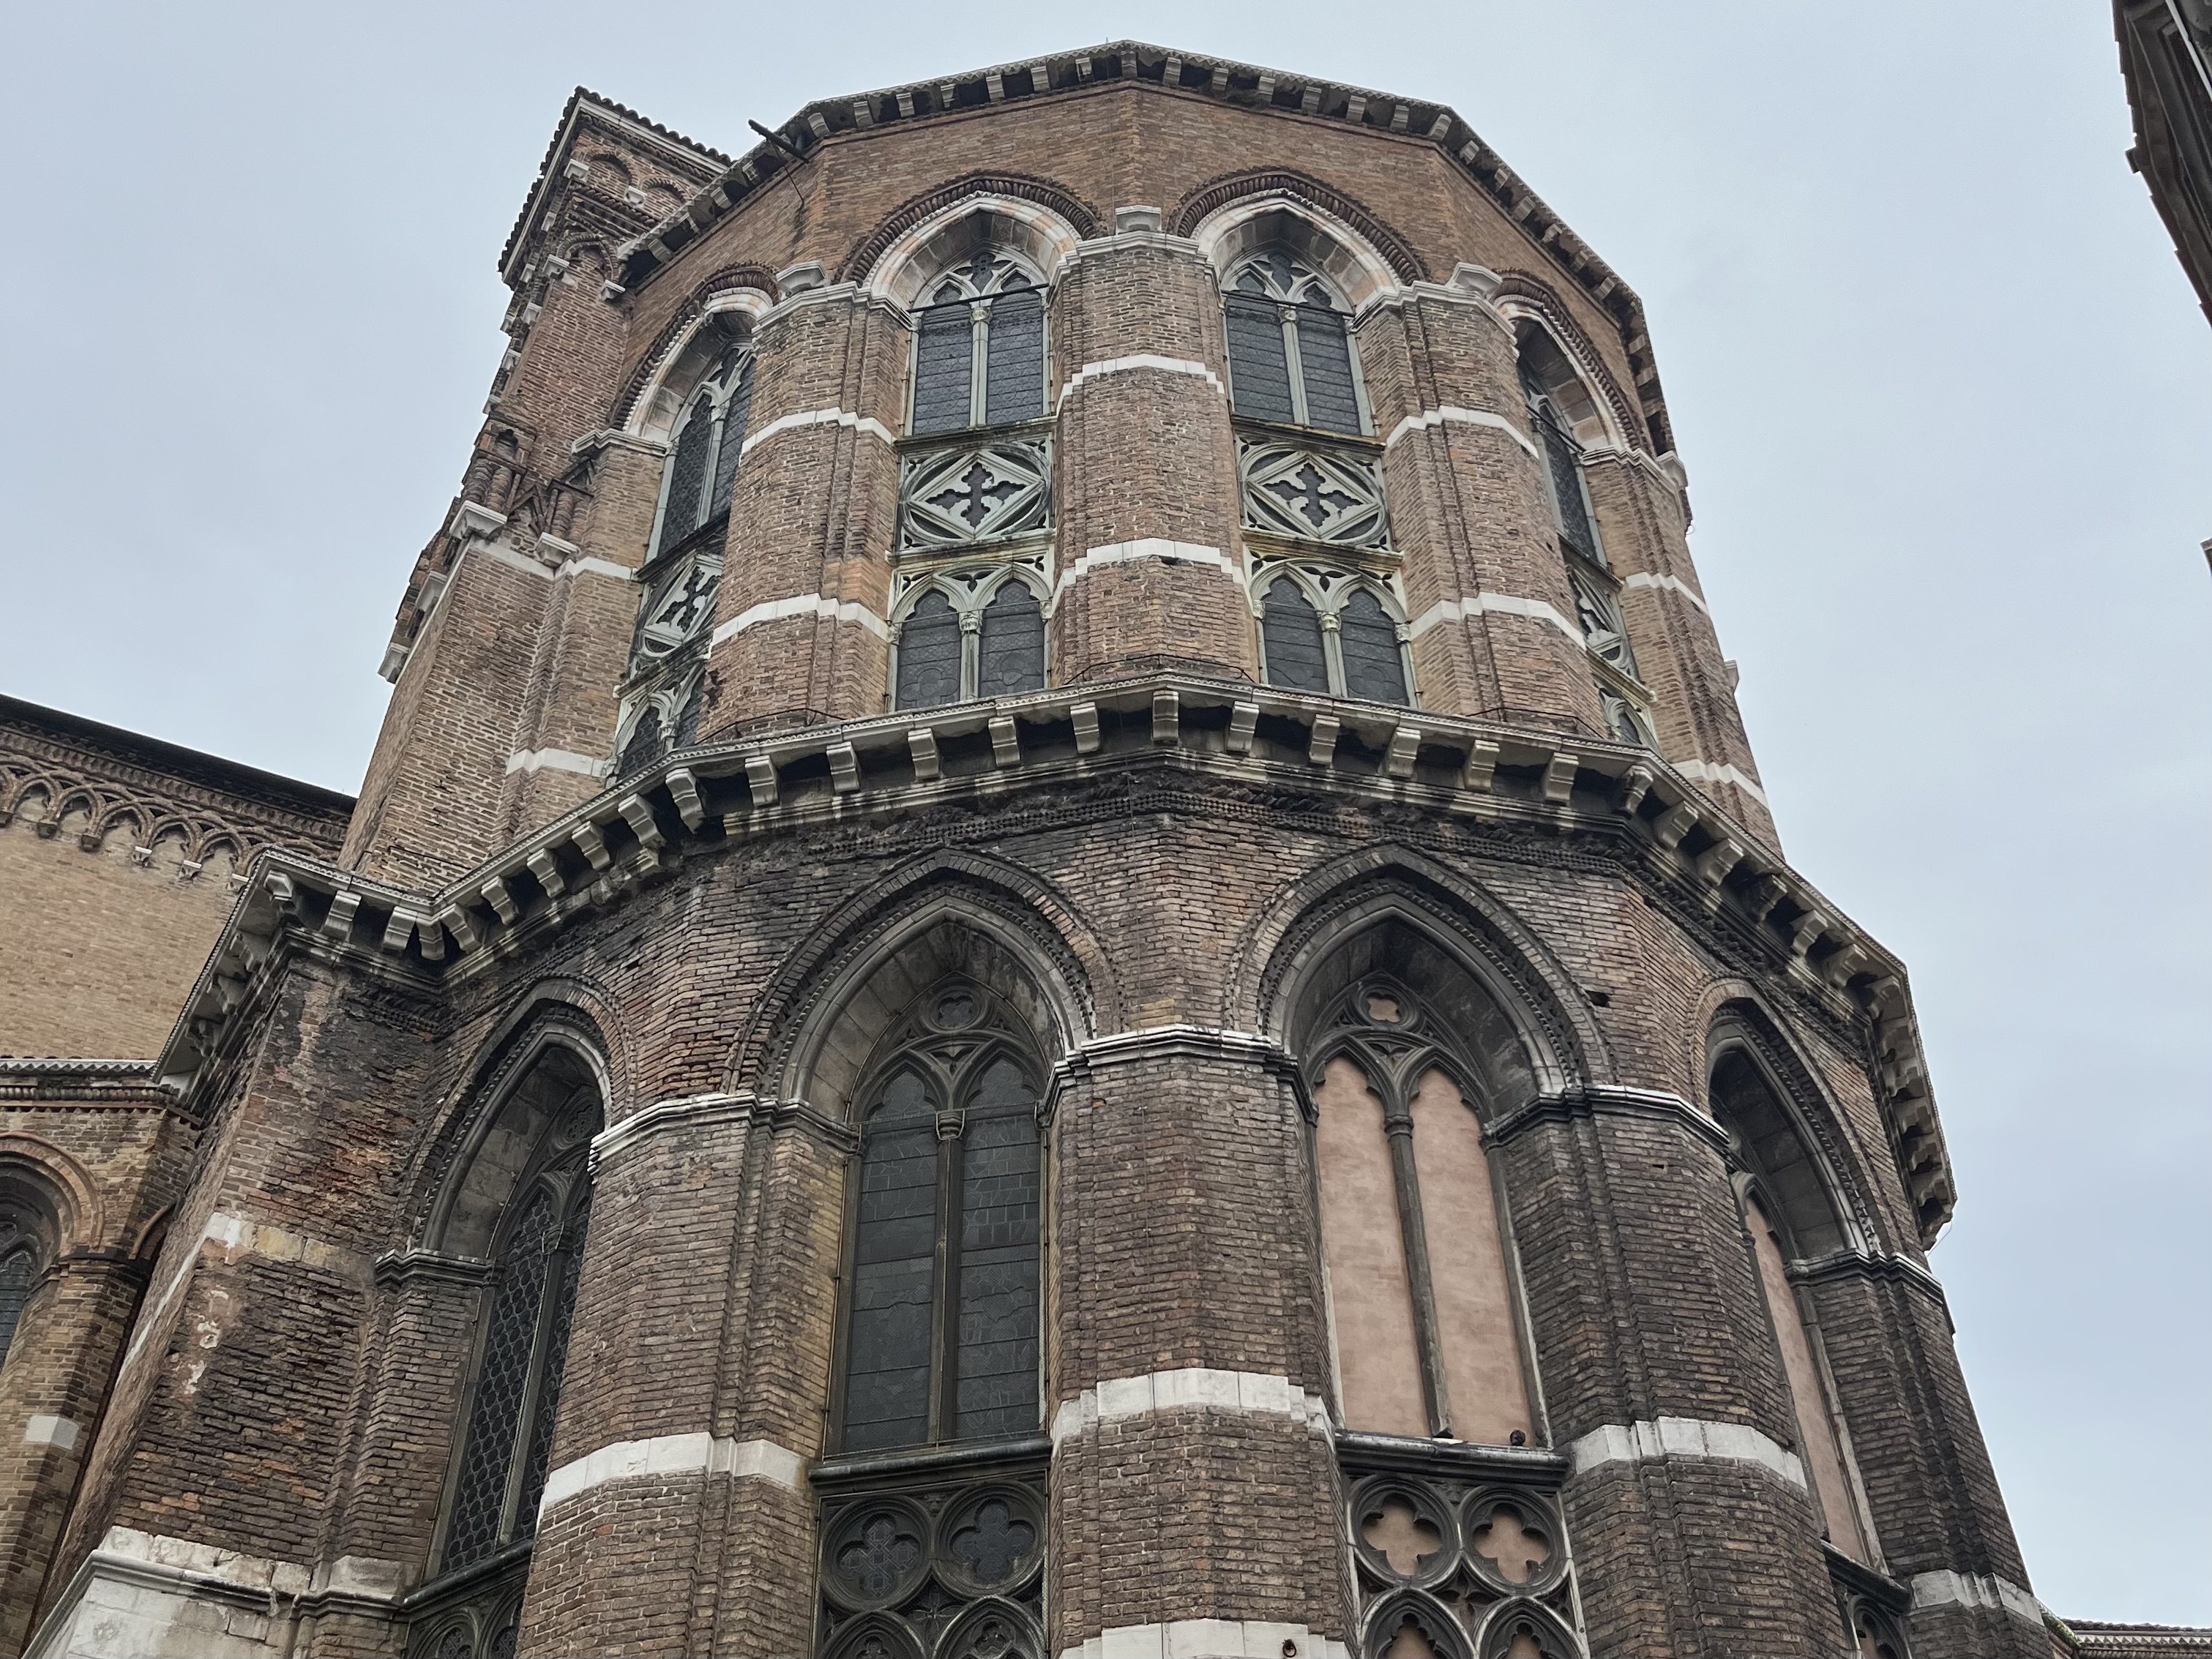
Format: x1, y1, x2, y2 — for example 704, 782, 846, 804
1712, 1045, 1872, 1564
1521, 366, 1599, 563
907, 231, 1047, 435
1309, 978, 1531, 1445
442, 1164, 594, 1572
650, 343, 755, 559
892, 579, 1047, 711
1225, 248, 1367, 435
1338, 588, 1408, 705
0, 1242, 37, 1368
837, 985, 1042, 1453
1260, 577, 1331, 693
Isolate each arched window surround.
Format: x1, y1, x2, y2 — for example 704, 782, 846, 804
643, 327, 758, 563
889, 566, 1050, 713
404, 1027, 608, 1659
1251, 561, 1415, 707
894, 217, 1054, 438
1708, 1036, 1881, 1570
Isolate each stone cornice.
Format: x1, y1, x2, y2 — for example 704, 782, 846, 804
153, 671, 1956, 1243
604, 42, 1670, 437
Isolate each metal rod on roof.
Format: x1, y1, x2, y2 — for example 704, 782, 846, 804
747, 120, 808, 163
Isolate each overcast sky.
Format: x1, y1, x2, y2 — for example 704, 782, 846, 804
2, 0, 2205, 1626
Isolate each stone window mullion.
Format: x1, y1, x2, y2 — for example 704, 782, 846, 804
496, 1235, 561, 1545
930, 1108, 968, 1444
968, 300, 991, 427
1279, 303, 1311, 426
1320, 610, 1348, 697
1381, 1090, 1454, 1439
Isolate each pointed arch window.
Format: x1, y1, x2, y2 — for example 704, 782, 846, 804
909, 234, 1047, 435
0, 1239, 38, 1368
1309, 979, 1532, 1444
1520, 364, 1599, 564
837, 984, 1043, 1453
440, 1153, 594, 1574
650, 342, 755, 559
1257, 574, 1413, 706
892, 577, 1047, 711
1225, 248, 1368, 435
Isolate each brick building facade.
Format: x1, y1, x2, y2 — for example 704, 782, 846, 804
0, 42, 2134, 1658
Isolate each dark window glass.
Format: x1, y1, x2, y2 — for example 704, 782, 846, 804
709, 358, 754, 518
976, 584, 1045, 698
616, 706, 665, 778
0, 1247, 36, 1366
984, 290, 1045, 424
844, 1073, 939, 1453
1225, 295, 1296, 424
1261, 578, 1331, 693
1538, 414, 1596, 558
911, 307, 975, 435
516, 1187, 589, 1538
1338, 589, 1408, 705
445, 1188, 556, 1570
1296, 309, 1362, 435
673, 677, 703, 748
954, 1060, 1040, 1441
895, 591, 963, 710
659, 394, 715, 550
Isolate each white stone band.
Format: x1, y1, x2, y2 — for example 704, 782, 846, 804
23, 1415, 80, 1451
538, 1432, 805, 1517
738, 405, 896, 457
1383, 405, 1541, 462
1054, 540, 1241, 606
1057, 354, 1226, 408
711, 593, 891, 645
1908, 1570, 2046, 1625
1052, 1367, 1329, 1446
1568, 1416, 1806, 1490
1674, 759, 1769, 808
1059, 1620, 1349, 1659
504, 748, 610, 779
1408, 592, 1583, 645
1621, 570, 1710, 615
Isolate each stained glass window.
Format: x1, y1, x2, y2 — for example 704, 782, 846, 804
442, 1165, 593, 1572
650, 345, 754, 558
1337, 588, 1408, 705
0, 1246, 37, 1368
1261, 578, 1331, 693
1225, 249, 1365, 435
976, 584, 1045, 699
837, 996, 1042, 1452
907, 225, 1047, 434
894, 591, 963, 711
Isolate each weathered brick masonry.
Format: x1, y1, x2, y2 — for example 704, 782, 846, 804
0, 40, 2083, 1659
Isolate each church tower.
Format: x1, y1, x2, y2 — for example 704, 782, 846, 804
13, 45, 2049, 1659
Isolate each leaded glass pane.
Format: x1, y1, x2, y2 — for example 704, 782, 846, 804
516, 1187, 589, 1538
709, 358, 754, 517
1261, 579, 1331, 693
673, 675, 703, 748
983, 291, 1044, 424
895, 591, 963, 711
1226, 296, 1296, 424
956, 1061, 1039, 1441
0, 1248, 36, 1366
1539, 416, 1597, 559
912, 307, 976, 435
1338, 589, 1408, 705
657, 394, 715, 553
1296, 310, 1362, 435
976, 584, 1045, 699
845, 1074, 939, 1451
444, 1188, 556, 1569
616, 707, 664, 779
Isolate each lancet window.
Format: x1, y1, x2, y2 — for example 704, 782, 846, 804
650, 342, 755, 559
1517, 348, 1655, 749
908, 235, 1047, 435
834, 980, 1043, 1454
1309, 978, 1532, 1445
1224, 247, 1368, 435
0, 1235, 37, 1368
891, 572, 1047, 712
1255, 564, 1412, 706
1710, 1044, 1875, 1570
406, 1046, 603, 1659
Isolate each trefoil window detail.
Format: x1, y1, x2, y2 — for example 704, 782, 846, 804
908, 232, 1047, 436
